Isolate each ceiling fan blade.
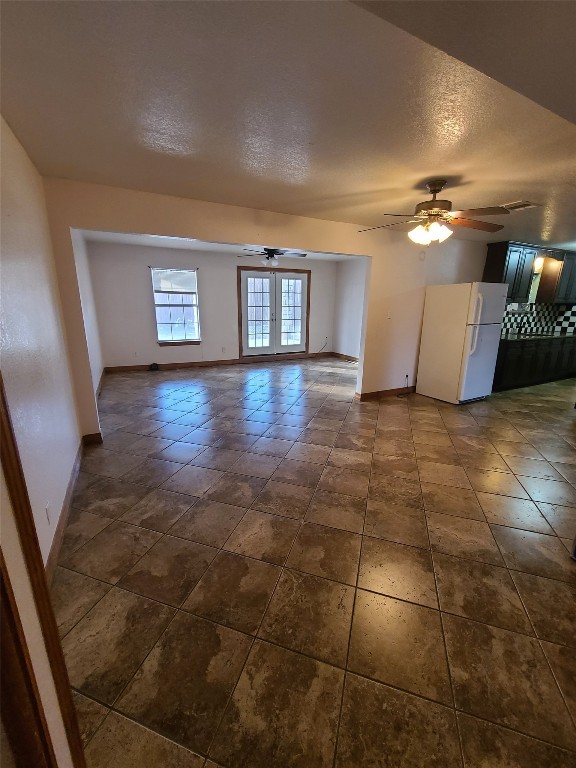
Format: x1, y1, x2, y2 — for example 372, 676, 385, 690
380, 213, 415, 217
451, 207, 510, 217
358, 220, 419, 233
450, 218, 504, 233
281, 251, 307, 257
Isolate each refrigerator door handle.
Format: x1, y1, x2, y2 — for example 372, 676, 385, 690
473, 292, 484, 326
469, 325, 479, 356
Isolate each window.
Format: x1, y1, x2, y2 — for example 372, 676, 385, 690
150, 268, 201, 343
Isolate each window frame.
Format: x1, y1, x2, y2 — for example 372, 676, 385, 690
150, 267, 202, 346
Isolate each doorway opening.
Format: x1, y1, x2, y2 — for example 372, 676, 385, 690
238, 267, 310, 357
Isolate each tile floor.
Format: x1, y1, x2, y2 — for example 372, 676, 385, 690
50, 359, 576, 767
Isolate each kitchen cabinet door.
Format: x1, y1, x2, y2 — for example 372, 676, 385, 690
515, 248, 537, 303
502, 246, 523, 300
556, 253, 576, 304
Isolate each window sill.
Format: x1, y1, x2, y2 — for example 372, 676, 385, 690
157, 340, 201, 346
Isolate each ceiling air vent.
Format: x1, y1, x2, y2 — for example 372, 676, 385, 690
502, 200, 539, 212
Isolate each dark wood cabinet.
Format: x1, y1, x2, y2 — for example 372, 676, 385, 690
556, 253, 576, 304
483, 242, 536, 302
493, 335, 576, 391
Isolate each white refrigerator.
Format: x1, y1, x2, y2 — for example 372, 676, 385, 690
416, 282, 508, 404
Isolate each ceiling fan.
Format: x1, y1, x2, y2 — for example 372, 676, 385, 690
359, 179, 510, 245
239, 247, 307, 266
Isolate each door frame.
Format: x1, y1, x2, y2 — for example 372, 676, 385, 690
237, 266, 311, 358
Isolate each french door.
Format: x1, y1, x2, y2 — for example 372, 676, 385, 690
240, 269, 309, 356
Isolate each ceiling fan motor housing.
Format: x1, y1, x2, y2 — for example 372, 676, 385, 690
415, 199, 452, 216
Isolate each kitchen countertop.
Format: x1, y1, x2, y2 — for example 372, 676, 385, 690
500, 332, 575, 341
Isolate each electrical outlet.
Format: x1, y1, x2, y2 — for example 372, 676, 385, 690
45, 501, 51, 524
221, 346, 226, 354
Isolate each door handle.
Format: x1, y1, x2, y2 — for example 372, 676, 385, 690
474, 292, 484, 325
469, 325, 479, 356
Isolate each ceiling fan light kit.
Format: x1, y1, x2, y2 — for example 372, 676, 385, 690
360, 179, 510, 243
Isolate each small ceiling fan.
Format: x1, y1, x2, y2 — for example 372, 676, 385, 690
359, 179, 510, 245
239, 247, 307, 266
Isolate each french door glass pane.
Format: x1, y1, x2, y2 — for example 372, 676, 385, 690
247, 276, 271, 348
280, 278, 302, 346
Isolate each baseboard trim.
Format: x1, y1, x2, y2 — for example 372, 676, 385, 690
104, 351, 336, 374
331, 352, 359, 362
82, 432, 103, 446
45, 442, 82, 584
356, 385, 416, 401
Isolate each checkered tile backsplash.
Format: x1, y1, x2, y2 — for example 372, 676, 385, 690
502, 303, 576, 334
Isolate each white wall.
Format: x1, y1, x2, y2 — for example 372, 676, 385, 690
0, 119, 80, 561
85, 241, 337, 367
333, 258, 368, 359
0, 471, 75, 768
71, 230, 104, 395
357, 232, 487, 393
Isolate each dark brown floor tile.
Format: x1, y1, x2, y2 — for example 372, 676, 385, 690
285, 441, 331, 464
180, 428, 220, 446
491, 525, 576, 584
510, 571, 576, 646
451, 435, 497, 453
336, 674, 461, 768
209, 640, 344, 768
250, 436, 294, 457
151, 441, 206, 464
205, 473, 267, 507
183, 551, 280, 634
535, 442, 576, 465
348, 590, 451, 704
433, 552, 532, 634
252, 480, 314, 519
229, 451, 283, 479
318, 466, 369, 498
118, 535, 217, 606
224, 509, 300, 565
168, 499, 245, 547
476, 491, 554, 534
466, 468, 530, 499
305, 489, 366, 534
333, 433, 375, 452
287, 522, 361, 585
116, 612, 251, 753
151, 423, 200, 440
81, 449, 146, 480
122, 434, 175, 458
297, 427, 338, 447
414, 443, 462, 466
62, 588, 174, 705
492, 439, 545, 459
120, 488, 195, 532
371, 453, 419, 480
72, 690, 109, 746
259, 569, 354, 665
418, 460, 472, 489
504, 455, 565, 481
458, 448, 512, 473
270, 458, 324, 488
552, 461, 576, 484
71, 477, 149, 519
214, 433, 259, 451
369, 474, 423, 509
327, 447, 372, 472
187, 447, 244, 471
458, 712, 576, 768
160, 465, 223, 496
519, 475, 576, 506
364, 500, 429, 548
263, 424, 304, 441
60, 522, 161, 584
542, 641, 576, 720
373, 437, 415, 458
84, 711, 204, 767
420, 482, 484, 521
51, 567, 110, 637
58, 508, 114, 559
443, 614, 576, 750
427, 511, 504, 566
358, 537, 437, 607
412, 430, 453, 448
122, 458, 182, 488
537, 501, 576, 537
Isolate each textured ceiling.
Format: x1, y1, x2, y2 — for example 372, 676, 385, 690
2, 1, 575, 247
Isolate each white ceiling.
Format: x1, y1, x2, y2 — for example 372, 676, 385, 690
80, 229, 358, 262
2, 1, 575, 248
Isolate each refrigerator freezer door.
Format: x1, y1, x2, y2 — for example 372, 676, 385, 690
458, 323, 502, 402
467, 283, 508, 326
